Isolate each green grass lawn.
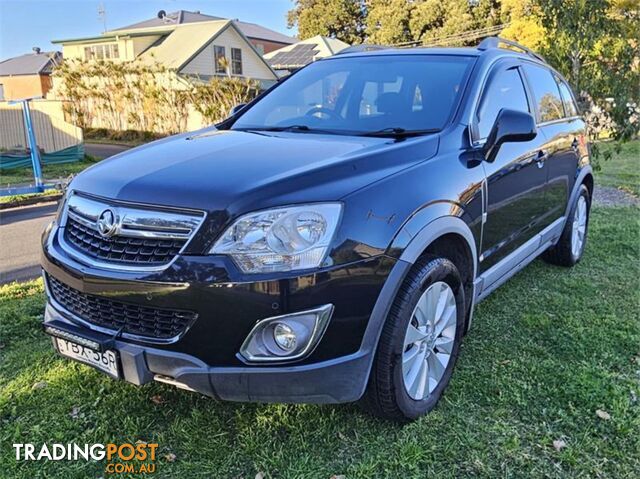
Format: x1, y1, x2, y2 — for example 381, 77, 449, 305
1, 206, 638, 478
0, 156, 101, 187
596, 141, 640, 196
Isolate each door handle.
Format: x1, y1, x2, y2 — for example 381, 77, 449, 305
534, 150, 548, 168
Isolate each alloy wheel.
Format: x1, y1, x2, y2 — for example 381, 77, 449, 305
571, 195, 587, 257
402, 281, 457, 400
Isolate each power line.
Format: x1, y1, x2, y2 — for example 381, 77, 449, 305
392, 23, 509, 48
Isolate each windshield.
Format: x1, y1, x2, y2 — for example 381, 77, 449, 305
232, 55, 475, 136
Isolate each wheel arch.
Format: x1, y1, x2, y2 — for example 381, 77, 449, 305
565, 165, 594, 220
399, 216, 477, 330
355, 215, 479, 400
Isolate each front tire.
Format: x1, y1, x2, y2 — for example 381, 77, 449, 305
543, 184, 591, 267
361, 256, 466, 422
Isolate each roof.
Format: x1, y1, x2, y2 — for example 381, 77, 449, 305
138, 20, 228, 69
0, 51, 62, 76
334, 47, 481, 58
264, 35, 350, 70
328, 45, 552, 69
109, 10, 295, 45
112, 10, 224, 31
136, 20, 277, 79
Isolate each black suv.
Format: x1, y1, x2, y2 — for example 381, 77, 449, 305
41, 38, 592, 421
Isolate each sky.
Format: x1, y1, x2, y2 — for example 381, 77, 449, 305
0, 0, 296, 61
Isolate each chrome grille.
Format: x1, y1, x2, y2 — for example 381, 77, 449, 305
47, 275, 197, 340
60, 193, 204, 269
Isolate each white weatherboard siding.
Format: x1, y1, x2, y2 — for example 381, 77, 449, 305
180, 26, 275, 81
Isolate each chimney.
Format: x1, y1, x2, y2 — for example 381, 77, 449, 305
32, 47, 41, 54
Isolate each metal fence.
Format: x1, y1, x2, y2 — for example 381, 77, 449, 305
0, 100, 83, 154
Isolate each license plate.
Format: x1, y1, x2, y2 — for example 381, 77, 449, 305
55, 338, 120, 378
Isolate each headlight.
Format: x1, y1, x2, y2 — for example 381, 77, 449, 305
210, 203, 342, 273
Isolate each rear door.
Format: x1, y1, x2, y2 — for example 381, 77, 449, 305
473, 61, 549, 272
521, 63, 585, 223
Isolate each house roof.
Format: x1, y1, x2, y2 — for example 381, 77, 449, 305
109, 10, 295, 45
264, 35, 350, 70
0, 51, 62, 76
138, 20, 228, 69
136, 20, 277, 79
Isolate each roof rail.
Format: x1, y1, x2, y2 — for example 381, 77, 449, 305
477, 36, 546, 63
336, 44, 388, 55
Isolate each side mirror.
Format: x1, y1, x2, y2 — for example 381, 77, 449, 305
483, 109, 537, 162
229, 103, 247, 116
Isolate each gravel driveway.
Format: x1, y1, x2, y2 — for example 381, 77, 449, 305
592, 185, 639, 207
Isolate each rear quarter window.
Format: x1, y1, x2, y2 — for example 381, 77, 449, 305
557, 80, 579, 117
523, 64, 565, 123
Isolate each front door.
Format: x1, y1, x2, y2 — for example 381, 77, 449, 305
473, 62, 549, 272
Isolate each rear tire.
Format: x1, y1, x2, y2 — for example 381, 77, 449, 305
542, 184, 590, 267
361, 256, 466, 422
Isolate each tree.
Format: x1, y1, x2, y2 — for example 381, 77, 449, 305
499, 0, 547, 51
409, 0, 477, 45
365, 0, 413, 44
287, 0, 366, 44
538, 0, 611, 94
472, 0, 502, 29
538, 0, 639, 145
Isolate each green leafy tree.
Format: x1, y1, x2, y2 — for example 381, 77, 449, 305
287, 0, 366, 43
499, 0, 547, 51
365, 0, 414, 44
538, 0, 639, 147
409, 0, 476, 45
538, 0, 612, 93
472, 0, 502, 28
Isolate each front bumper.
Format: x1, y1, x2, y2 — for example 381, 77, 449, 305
45, 304, 373, 403
42, 223, 402, 403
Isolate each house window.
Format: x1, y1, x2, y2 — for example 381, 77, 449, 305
231, 48, 242, 75
255, 43, 265, 55
84, 44, 119, 61
0, 84, 4, 101
214, 45, 226, 74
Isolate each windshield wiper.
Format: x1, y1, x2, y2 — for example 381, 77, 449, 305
240, 125, 313, 133
359, 127, 440, 138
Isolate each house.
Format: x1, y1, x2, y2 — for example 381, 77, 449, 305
51, 10, 294, 87
264, 35, 350, 76
0, 49, 62, 101
111, 10, 296, 54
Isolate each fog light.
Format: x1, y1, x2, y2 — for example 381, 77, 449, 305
239, 304, 334, 363
273, 323, 297, 351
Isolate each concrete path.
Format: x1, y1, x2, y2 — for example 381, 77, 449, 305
0, 202, 57, 284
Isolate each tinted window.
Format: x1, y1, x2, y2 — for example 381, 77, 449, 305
477, 67, 529, 140
557, 80, 578, 117
232, 55, 475, 134
523, 64, 564, 123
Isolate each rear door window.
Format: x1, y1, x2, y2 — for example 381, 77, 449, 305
476, 67, 530, 140
523, 64, 565, 123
